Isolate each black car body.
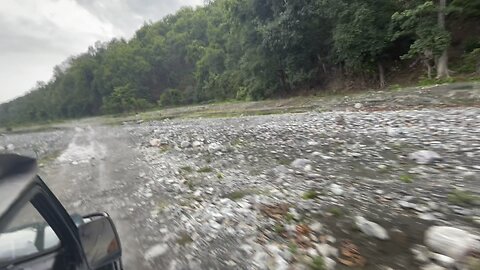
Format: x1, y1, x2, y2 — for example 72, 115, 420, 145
0, 154, 123, 270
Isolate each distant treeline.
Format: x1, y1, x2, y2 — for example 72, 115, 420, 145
1, 0, 479, 125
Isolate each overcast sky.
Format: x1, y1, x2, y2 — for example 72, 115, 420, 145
0, 0, 203, 103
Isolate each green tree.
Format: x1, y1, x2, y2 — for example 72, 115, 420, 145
102, 84, 150, 114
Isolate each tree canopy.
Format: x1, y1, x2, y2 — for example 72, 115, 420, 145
1, 0, 478, 126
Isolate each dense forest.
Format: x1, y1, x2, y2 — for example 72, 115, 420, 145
1, 0, 479, 125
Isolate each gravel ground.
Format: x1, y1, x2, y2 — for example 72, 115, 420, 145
1, 88, 479, 270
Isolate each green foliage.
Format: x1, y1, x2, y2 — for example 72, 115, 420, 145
310, 256, 326, 270
159, 89, 184, 107
102, 84, 151, 114
458, 48, 480, 73
328, 206, 344, 217
302, 189, 318, 200
391, 1, 450, 65
448, 189, 479, 206
0, 0, 476, 125
197, 166, 214, 173
400, 174, 414, 183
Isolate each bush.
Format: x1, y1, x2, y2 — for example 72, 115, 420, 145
102, 84, 151, 114
159, 89, 184, 107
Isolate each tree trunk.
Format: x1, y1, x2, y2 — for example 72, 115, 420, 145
378, 62, 386, 88
436, 0, 450, 79
425, 60, 433, 79
277, 69, 290, 95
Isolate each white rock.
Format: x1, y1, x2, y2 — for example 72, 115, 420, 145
291, 158, 311, 169
310, 222, 323, 233
0, 146, 5, 151
411, 244, 430, 263
192, 141, 203, 147
408, 150, 442, 164
144, 244, 168, 260
6, 144, 15, 151
354, 103, 363, 109
208, 142, 223, 152
193, 190, 202, 197
304, 164, 313, 171
424, 226, 480, 260
421, 264, 446, 270
149, 139, 162, 147
330, 184, 344, 196
180, 141, 190, 148
355, 216, 389, 240
324, 257, 336, 270
430, 253, 455, 268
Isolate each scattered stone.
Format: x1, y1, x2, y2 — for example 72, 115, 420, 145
330, 184, 344, 196
408, 150, 442, 165
192, 141, 203, 147
355, 216, 389, 240
421, 263, 446, 270
424, 226, 480, 260
149, 139, 162, 147
418, 213, 437, 221
430, 253, 455, 268
6, 144, 15, 151
310, 222, 323, 233
144, 244, 169, 260
208, 142, 223, 152
354, 103, 363, 109
291, 159, 311, 169
180, 141, 191, 148
324, 257, 336, 270
411, 244, 431, 263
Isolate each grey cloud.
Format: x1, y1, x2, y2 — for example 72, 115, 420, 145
0, 0, 203, 103
74, 0, 203, 36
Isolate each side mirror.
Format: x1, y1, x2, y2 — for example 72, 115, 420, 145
78, 213, 121, 269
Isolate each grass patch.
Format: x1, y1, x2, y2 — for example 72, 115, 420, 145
302, 189, 318, 200
184, 179, 196, 190
274, 223, 286, 234
38, 150, 62, 165
180, 166, 193, 173
197, 166, 214, 173
158, 145, 171, 153
288, 242, 298, 254
285, 212, 295, 223
216, 172, 224, 179
328, 206, 344, 218
400, 174, 414, 183
277, 157, 292, 166
223, 189, 256, 201
309, 256, 326, 270
176, 232, 193, 246
448, 189, 479, 206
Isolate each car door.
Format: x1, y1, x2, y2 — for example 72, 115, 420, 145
0, 181, 86, 270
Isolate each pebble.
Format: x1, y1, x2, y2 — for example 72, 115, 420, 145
291, 158, 311, 169
408, 150, 442, 165
421, 263, 446, 270
310, 222, 323, 233
355, 216, 389, 240
144, 244, 169, 260
424, 226, 480, 260
330, 184, 344, 196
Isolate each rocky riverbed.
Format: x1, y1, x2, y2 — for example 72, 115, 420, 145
1, 106, 479, 269
129, 108, 480, 270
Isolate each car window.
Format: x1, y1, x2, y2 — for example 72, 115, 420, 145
0, 201, 60, 265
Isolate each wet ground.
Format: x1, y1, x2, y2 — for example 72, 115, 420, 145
1, 83, 479, 270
